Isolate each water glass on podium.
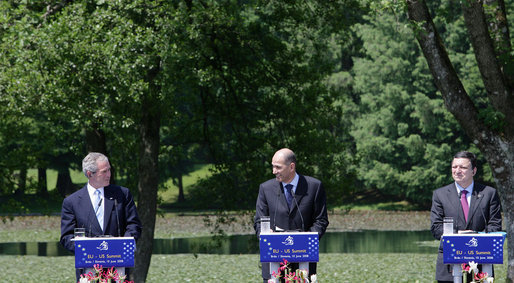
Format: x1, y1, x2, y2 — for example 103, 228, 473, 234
443, 217, 453, 235
74, 228, 86, 238
260, 216, 270, 233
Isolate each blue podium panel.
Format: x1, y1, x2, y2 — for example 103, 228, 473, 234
442, 234, 505, 264
74, 237, 135, 268
259, 232, 319, 263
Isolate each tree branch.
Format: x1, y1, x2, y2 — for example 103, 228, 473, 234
484, 0, 513, 88
461, 0, 514, 129
39, 0, 74, 26
406, 0, 487, 139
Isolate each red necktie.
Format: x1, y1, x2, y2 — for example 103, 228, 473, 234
461, 190, 469, 222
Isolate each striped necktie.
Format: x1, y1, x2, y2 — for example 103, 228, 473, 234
94, 190, 104, 231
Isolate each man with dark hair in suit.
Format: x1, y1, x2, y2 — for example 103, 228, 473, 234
254, 148, 329, 283
60, 152, 142, 281
431, 151, 502, 282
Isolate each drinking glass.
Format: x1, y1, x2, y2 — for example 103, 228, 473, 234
74, 228, 86, 238
443, 217, 454, 235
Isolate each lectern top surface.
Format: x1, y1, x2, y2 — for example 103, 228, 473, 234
72, 236, 135, 241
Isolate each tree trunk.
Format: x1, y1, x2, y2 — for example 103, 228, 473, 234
133, 95, 161, 283
14, 167, 27, 196
177, 174, 185, 202
56, 167, 74, 197
85, 125, 107, 154
406, 0, 514, 280
85, 125, 115, 183
37, 167, 48, 197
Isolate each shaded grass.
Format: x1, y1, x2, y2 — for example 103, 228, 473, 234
26, 168, 88, 193
159, 164, 213, 204
7, 165, 213, 215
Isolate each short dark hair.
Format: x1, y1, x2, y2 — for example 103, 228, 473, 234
453, 151, 477, 169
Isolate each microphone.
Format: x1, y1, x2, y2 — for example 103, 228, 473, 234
95, 198, 103, 214
88, 192, 103, 238
272, 188, 280, 232
113, 198, 121, 237
291, 190, 305, 231
87, 201, 96, 238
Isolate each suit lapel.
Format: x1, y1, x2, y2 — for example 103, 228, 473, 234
80, 186, 103, 234
468, 183, 485, 227
103, 186, 115, 232
292, 175, 307, 212
276, 182, 289, 213
447, 184, 466, 226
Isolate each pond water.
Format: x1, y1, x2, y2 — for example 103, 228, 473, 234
0, 230, 437, 256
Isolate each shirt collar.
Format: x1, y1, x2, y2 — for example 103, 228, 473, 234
87, 182, 105, 198
282, 173, 299, 192
455, 181, 474, 195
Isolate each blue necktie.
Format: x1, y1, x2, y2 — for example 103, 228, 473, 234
285, 184, 294, 208
94, 190, 104, 231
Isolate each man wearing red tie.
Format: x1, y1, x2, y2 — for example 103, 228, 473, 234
430, 151, 502, 282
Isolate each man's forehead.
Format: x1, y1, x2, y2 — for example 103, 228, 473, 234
452, 158, 471, 166
97, 160, 110, 168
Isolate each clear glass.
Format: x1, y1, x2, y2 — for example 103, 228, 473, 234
74, 227, 86, 238
260, 216, 270, 234
443, 217, 454, 235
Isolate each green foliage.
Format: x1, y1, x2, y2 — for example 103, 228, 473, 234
165, 0, 362, 209
2, 0, 495, 210
349, 12, 475, 206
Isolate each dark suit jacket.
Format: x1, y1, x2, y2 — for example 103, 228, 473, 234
430, 182, 502, 281
60, 184, 142, 253
254, 174, 329, 279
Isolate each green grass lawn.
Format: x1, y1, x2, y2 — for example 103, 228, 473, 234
0, 252, 508, 282
158, 164, 213, 204
26, 168, 88, 192
0, 253, 439, 282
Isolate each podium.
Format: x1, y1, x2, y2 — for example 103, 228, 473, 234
74, 237, 135, 282
442, 233, 505, 283
259, 231, 319, 280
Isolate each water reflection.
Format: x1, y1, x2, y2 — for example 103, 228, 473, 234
0, 230, 437, 256
320, 230, 436, 253
0, 241, 70, 256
